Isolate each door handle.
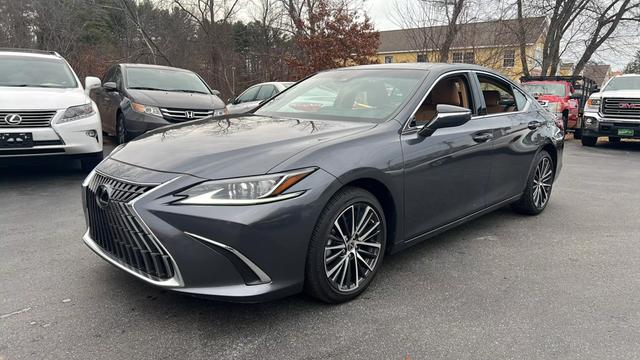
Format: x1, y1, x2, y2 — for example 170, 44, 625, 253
472, 132, 493, 143
528, 120, 543, 130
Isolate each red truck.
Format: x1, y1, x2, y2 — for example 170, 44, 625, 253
520, 76, 598, 138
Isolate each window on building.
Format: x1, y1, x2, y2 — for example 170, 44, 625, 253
464, 52, 475, 64
417, 54, 427, 63
503, 50, 515, 68
384, 56, 393, 64
452, 52, 464, 63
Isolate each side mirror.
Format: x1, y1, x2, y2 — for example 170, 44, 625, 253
212, 89, 221, 96
84, 76, 102, 96
103, 82, 117, 92
418, 104, 472, 137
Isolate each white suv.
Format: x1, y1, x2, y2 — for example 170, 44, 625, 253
581, 74, 640, 146
0, 49, 103, 170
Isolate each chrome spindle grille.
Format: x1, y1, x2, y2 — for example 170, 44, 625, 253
0, 110, 57, 128
160, 108, 214, 122
85, 173, 175, 280
602, 98, 640, 118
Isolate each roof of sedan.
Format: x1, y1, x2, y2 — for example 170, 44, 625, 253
344, 62, 496, 73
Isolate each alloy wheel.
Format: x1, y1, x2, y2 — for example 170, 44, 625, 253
324, 202, 383, 293
532, 157, 553, 209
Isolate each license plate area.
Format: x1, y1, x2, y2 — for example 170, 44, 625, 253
0, 132, 34, 148
617, 128, 634, 136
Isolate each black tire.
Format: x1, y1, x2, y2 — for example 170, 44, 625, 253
80, 153, 103, 172
512, 150, 554, 216
304, 187, 387, 303
609, 136, 621, 143
116, 113, 128, 145
573, 128, 582, 140
581, 136, 597, 147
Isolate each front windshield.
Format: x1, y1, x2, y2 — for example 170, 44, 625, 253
255, 69, 426, 123
522, 83, 566, 96
126, 67, 211, 94
0, 56, 77, 88
604, 76, 640, 91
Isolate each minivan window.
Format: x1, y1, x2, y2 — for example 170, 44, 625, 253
126, 67, 210, 94
0, 56, 77, 88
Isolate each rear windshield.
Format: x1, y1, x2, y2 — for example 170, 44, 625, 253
604, 76, 640, 91
255, 69, 426, 123
522, 83, 566, 97
0, 56, 78, 88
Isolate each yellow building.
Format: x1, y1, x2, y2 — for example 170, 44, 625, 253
376, 17, 547, 81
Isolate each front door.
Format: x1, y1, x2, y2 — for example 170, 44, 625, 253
401, 73, 494, 240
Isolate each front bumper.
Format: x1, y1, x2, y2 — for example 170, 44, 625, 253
0, 109, 102, 158
81, 159, 337, 302
582, 112, 640, 138
121, 109, 171, 139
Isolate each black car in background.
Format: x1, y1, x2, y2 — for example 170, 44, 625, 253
82, 63, 563, 303
91, 64, 226, 143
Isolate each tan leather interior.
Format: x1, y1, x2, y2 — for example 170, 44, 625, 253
483, 90, 501, 114
415, 77, 470, 123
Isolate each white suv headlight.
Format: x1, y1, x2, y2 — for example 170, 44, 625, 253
58, 104, 95, 124
175, 168, 316, 205
585, 98, 600, 111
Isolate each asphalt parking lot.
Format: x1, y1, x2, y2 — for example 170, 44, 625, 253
1, 138, 639, 360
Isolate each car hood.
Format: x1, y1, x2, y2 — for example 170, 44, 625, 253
111, 115, 375, 179
591, 90, 640, 98
0, 87, 89, 110
127, 89, 225, 109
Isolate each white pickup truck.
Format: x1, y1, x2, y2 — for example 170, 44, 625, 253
581, 74, 640, 146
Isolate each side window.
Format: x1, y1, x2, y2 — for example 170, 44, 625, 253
237, 86, 260, 103
412, 74, 473, 126
513, 89, 528, 111
256, 85, 276, 100
477, 74, 516, 114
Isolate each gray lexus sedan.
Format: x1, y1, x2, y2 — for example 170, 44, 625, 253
82, 63, 564, 303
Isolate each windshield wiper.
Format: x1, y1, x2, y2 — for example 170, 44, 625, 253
1, 84, 30, 87
128, 86, 167, 91
165, 89, 208, 94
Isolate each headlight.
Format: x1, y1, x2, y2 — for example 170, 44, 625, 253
213, 108, 227, 117
175, 168, 316, 205
58, 104, 95, 124
131, 102, 162, 117
586, 98, 601, 111
584, 117, 598, 129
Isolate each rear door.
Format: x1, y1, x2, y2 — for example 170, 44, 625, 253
473, 71, 541, 205
93, 66, 115, 133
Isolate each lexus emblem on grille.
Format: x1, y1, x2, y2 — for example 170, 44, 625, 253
96, 184, 112, 209
4, 114, 22, 125
185, 110, 194, 119
619, 103, 640, 109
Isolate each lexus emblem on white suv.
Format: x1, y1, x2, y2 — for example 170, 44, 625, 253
4, 114, 22, 125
